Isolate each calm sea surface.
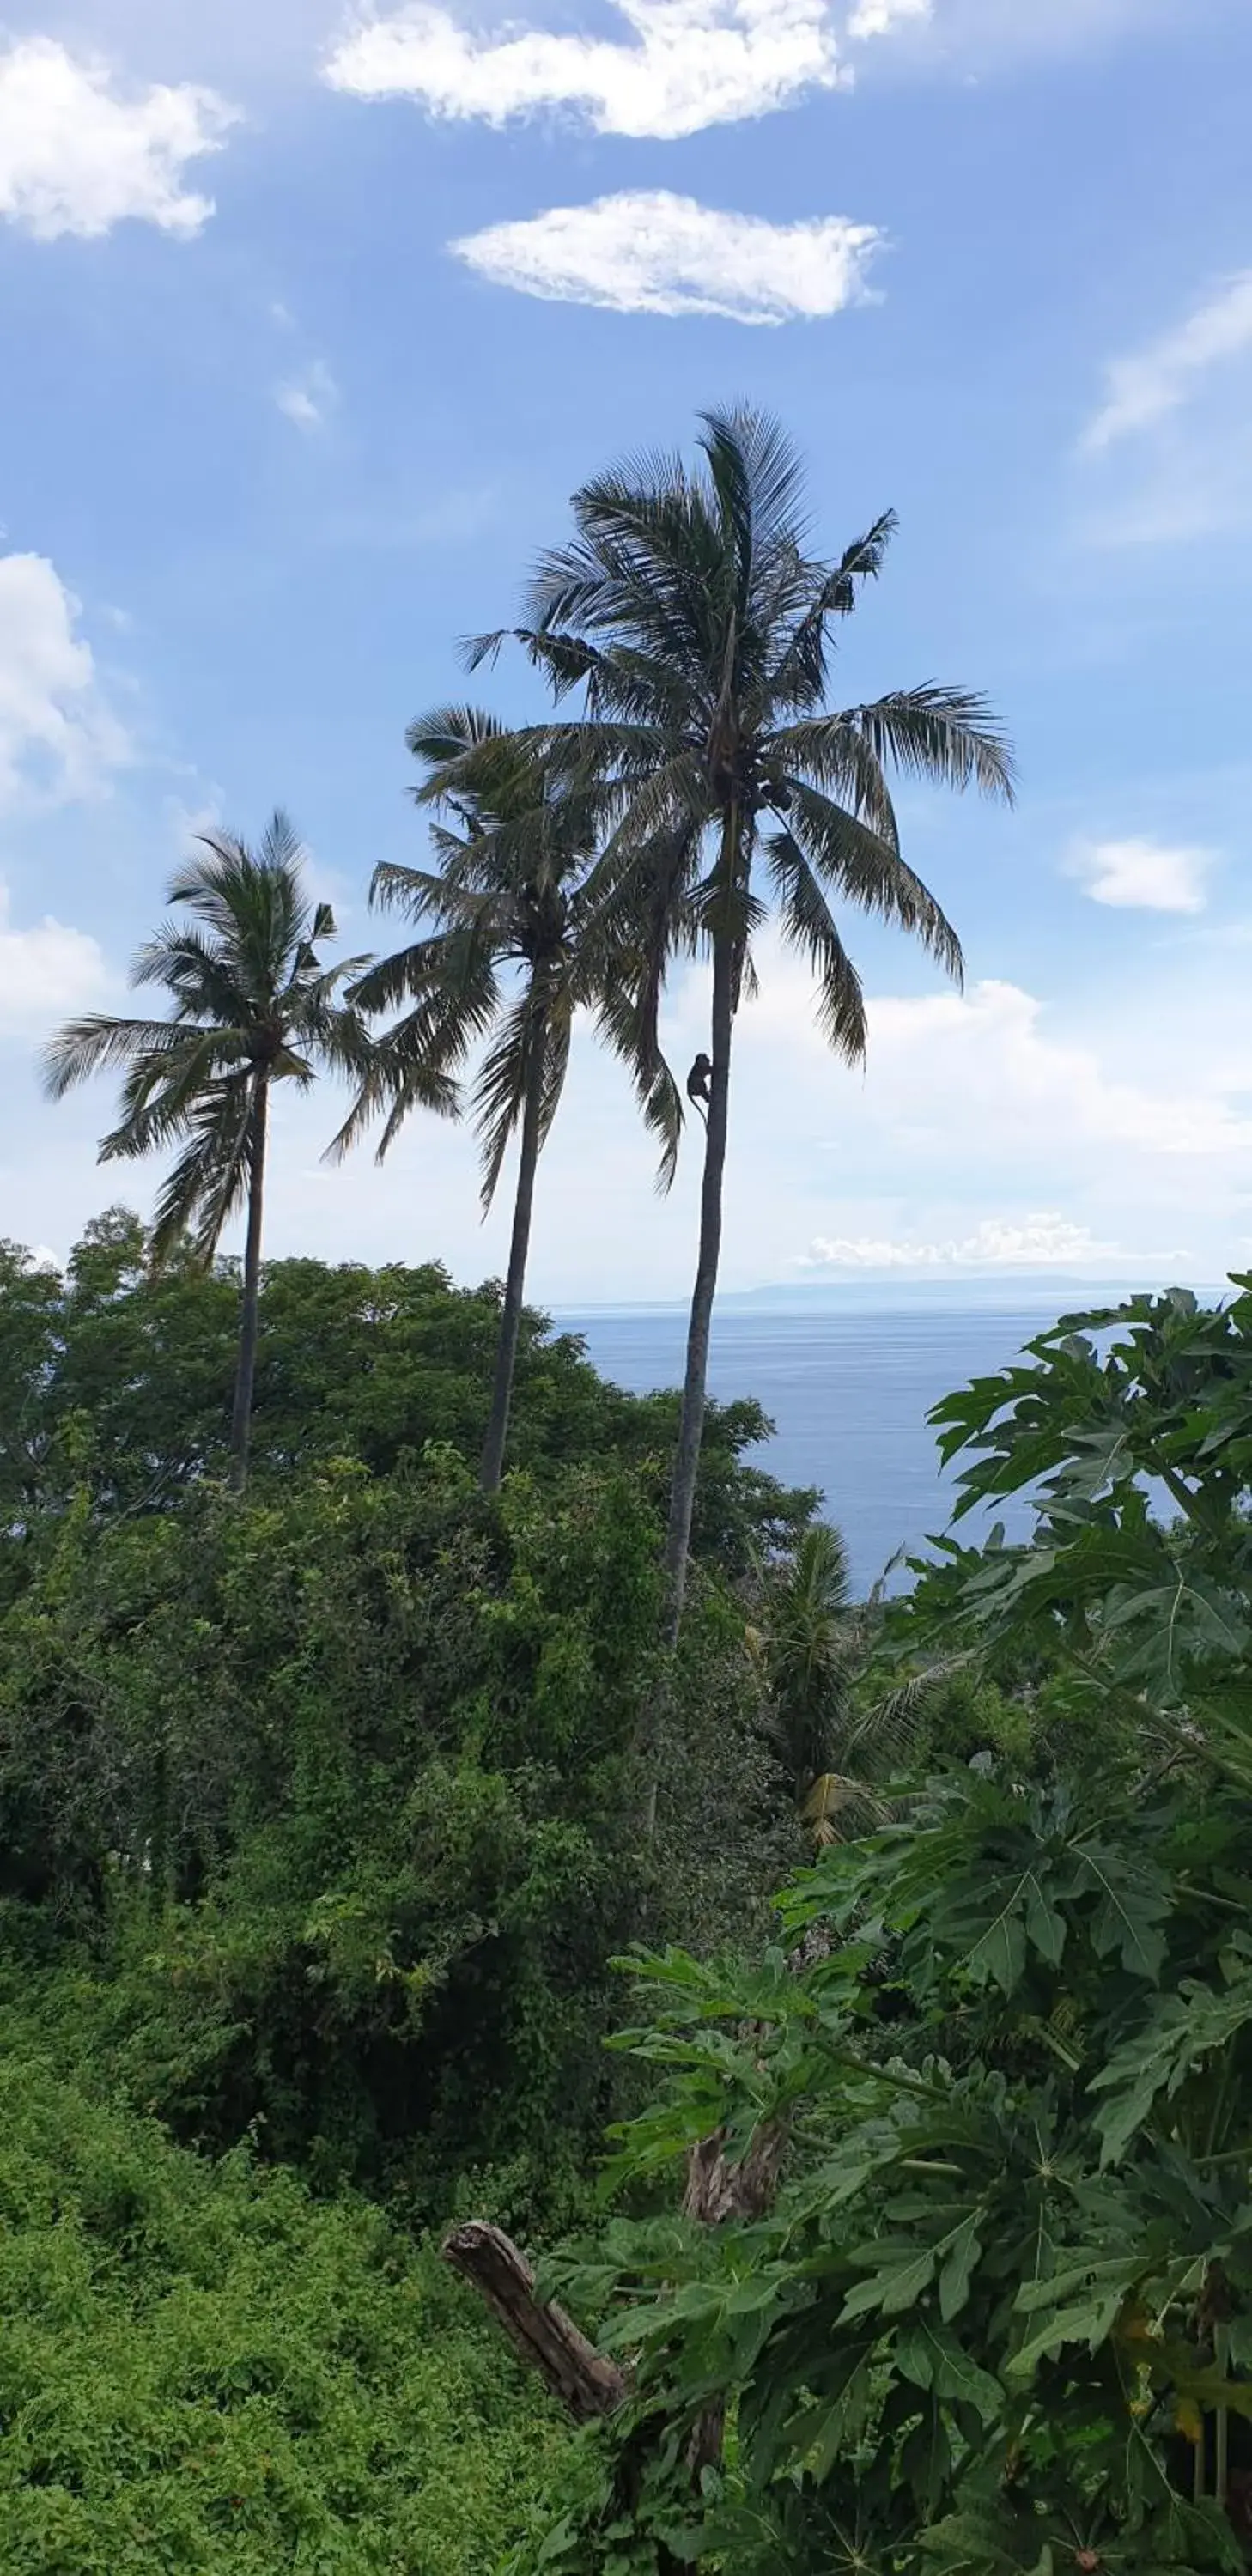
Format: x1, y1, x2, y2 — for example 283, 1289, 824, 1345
556, 1304, 1049, 1594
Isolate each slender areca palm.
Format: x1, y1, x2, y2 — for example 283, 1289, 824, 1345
41, 816, 372, 1492
337, 711, 678, 1492
749, 1525, 944, 1846
467, 405, 1016, 1642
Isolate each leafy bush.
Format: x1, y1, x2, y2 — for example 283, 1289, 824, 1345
0, 2024, 567, 2573
0, 1217, 814, 1572
507, 1279, 1252, 2576
0, 1450, 661, 2202
1, 1400, 792, 2222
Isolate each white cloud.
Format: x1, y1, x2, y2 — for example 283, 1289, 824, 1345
0, 37, 237, 241
0, 553, 130, 810
325, 0, 847, 139
322, 0, 1188, 143
275, 360, 339, 430
1064, 838, 1214, 915
0, 883, 107, 1030
801, 1215, 1152, 1272
848, 0, 929, 36
453, 191, 882, 322
1083, 273, 1252, 454
838, 979, 1249, 1163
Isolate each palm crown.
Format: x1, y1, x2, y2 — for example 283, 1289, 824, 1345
341, 709, 682, 1492
471, 404, 1014, 1105
343, 709, 661, 1200
42, 816, 370, 1261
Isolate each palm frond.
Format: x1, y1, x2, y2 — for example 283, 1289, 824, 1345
351, 934, 452, 1017
147, 1074, 254, 1265
98, 1030, 249, 1160
781, 779, 964, 985
698, 405, 809, 628
767, 513, 897, 705
130, 924, 249, 1023
765, 719, 902, 846
765, 831, 867, 1061
325, 1035, 463, 1165
327, 946, 494, 1163
40, 1014, 197, 1099
595, 974, 684, 1194
405, 703, 507, 766
843, 686, 1017, 803
472, 987, 548, 1213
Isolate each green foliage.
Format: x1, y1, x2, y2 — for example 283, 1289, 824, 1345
0, 2018, 565, 2573
0, 1200, 818, 2573
1, 1449, 653, 2202
508, 1278, 1252, 2576
750, 1527, 969, 1844
0, 1219, 814, 1567
907, 1283, 1252, 1717
0, 1224, 805, 2221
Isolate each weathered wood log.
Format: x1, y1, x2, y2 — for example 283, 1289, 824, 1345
441, 2219, 628, 2423
447, 2027, 795, 2544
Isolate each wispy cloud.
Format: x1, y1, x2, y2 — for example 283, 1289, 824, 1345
453, 191, 882, 321
0, 38, 237, 241
275, 361, 339, 431
1083, 272, 1252, 453
1063, 838, 1214, 915
848, 0, 929, 37
325, 0, 848, 139
0, 551, 131, 809
800, 1214, 1134, 1272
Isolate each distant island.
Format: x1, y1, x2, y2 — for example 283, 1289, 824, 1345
560, 1271, 1231, 1321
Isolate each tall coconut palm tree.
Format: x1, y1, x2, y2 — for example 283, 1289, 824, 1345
336, 710, 680, 1493
41, 815, 374, 1492
468, 405, 1016, 1642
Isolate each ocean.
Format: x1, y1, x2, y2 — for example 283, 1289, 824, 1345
555, 1301, 1061, 1594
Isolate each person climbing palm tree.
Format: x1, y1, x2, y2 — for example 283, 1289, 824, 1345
467, 405, 1016, 1648
41, 815, 376, 1492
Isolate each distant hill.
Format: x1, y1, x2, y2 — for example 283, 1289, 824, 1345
559, 1273, 1231, 1322
721, 1272, 1230, 1315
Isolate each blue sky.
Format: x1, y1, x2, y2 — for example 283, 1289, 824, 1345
1, 0, 1249, 1302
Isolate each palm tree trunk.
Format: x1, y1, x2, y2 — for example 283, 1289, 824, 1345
228, 1077, 268, 1494
662, 909, 736, 1642
481, 1024, 546, 1497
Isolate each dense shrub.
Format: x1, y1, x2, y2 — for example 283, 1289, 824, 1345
0, 1228, 800, 2221
0, 1455, 652, 2202
0, 1216, 814, 1571
0, 2023, 567, 2573
507, 1282, 1252, 2576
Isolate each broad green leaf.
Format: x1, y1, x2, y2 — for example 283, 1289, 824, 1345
896, 2321, 1003, 2424
963, 1886, 1028, 1995
1008, 2287, 1131, 2378
839, 2245, 937, 2322
938, 2214, 982, 2323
